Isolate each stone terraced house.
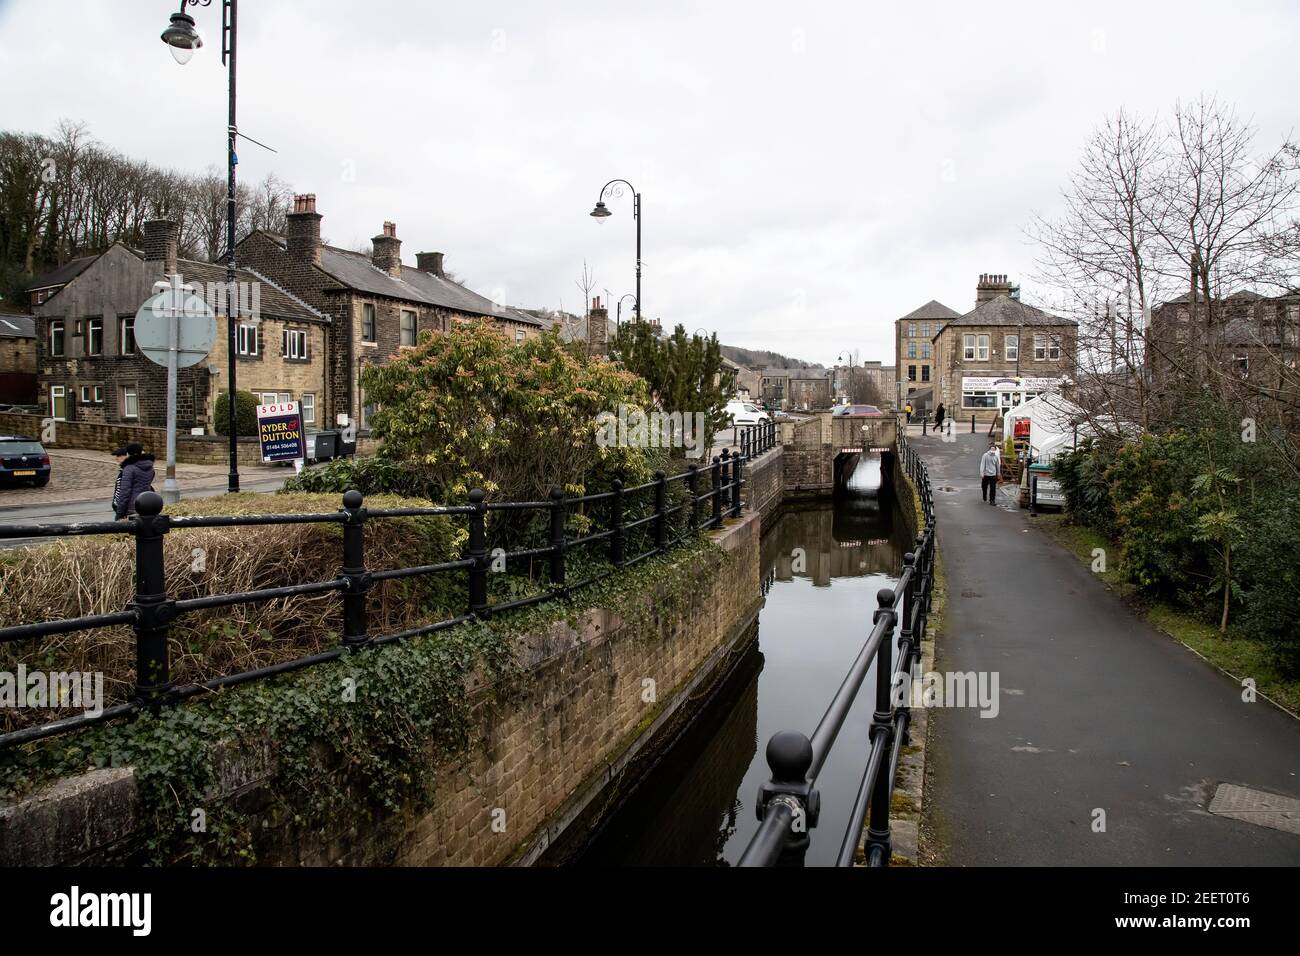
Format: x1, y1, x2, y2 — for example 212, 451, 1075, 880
238, 194, 543, 429
33, 220, 329, 431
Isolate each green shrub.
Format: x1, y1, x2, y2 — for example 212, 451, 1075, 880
213, 389, 259, 436
284, 454, 441, 502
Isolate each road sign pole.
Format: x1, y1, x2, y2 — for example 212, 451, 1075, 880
163, 286, 180, 503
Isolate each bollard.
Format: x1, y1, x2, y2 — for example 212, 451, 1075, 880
131, 492, 171, 709
971, 414, 975, 433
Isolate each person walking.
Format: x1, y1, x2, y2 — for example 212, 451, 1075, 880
904, 401, 914, 425
979, 441, 1001, 506
112, 443, 156, 520
935, 402, 946, 431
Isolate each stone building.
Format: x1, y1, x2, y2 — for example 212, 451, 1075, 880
895, 299, 960, 412
761, 367, 833, 411
931, 276, 1078, 424
833, 361, 895, 406
238, 194, 543, 428
0, 312, 37, 404
33, 220, 328, 430
26, 256, 96, 310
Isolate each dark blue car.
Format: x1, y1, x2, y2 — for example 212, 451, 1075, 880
0, 435, 51, 487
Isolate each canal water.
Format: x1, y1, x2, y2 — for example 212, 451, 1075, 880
573, 456, 911, 866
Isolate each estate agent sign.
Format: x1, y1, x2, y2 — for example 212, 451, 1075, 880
256, 401, 305, 463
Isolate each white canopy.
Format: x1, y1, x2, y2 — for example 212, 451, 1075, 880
1002, 393, 1085, 462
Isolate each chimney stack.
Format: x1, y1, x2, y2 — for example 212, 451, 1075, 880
371, 221, 402, 277
416, 251, 445, 278
588, 296, 609, 356
976, 271, 1014, 305
142, 219, 179, 276
286, 193, 322, 266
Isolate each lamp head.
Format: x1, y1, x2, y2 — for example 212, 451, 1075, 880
589, 201, 612, 223
161, 12, 203, 65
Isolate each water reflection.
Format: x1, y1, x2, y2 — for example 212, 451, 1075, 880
574, 492, 910, 866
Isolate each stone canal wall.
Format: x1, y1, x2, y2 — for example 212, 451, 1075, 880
741, 444, 784, 524
0, 512, 762, 867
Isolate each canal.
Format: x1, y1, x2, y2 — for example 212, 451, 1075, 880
572, 456, 911, 866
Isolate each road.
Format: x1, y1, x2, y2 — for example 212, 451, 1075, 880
920, 431, 1300, 865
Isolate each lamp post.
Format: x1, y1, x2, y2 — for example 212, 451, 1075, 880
838, 350, 855, 404
161, 0, 240, 493
589, 179, 640, 323
616, 293, 637, 332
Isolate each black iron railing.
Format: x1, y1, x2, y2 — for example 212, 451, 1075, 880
738, 428, 935, 867
0, 424, 781, 751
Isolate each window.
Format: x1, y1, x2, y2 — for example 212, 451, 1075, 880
907, 364, 917, 382
259, 391, 291, 406
1048, 335, 1061, 360
962, 390, 998, 409
94, 385, 103, 403
49, 386, 67, 420
1005, 334, 1018, 362
907, 323, 916, 338
1234, 355, 1249, 378
964, 334, 976, 360
283, 328, 308, 360
237, 323, 259, 355
49, 320, 65, 357
86, 318, 103, 356
81, 385, 91, 403
361, 303, 376, 343
515, 329, 525, 344
921, 365, 930, 382
122, 386, 138, 419
1034, 334, 1047, 360
934, 322, 943, 334
920, 322, 929, 338
302, 393, 316, 424
977, 335, 989, 360
120, 317, 135, 355
400, 310, 417, 346
921, 343, 931, 359
907, 341, 917, 358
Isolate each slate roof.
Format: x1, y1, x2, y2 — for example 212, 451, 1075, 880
256, 233, 540, 326
899, 300, 961, 322
28, 255, 97, 291
170, 257, 326, 324
939, 294, 1076, 333
0, 313, 35, 338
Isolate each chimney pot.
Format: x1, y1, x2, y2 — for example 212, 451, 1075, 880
416, 251, 445, 278
372, 223, 403, 277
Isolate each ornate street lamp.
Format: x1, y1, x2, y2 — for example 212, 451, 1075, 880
589, 179, 641, 322
161, 0, 241, 492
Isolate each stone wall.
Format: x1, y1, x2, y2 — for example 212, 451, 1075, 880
0, 513, 763, 867
781, 414, 833, 495
742, 444, 784, 524
1, 411, 268, 467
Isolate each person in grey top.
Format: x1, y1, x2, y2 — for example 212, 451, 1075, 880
979, 442, 1001, 506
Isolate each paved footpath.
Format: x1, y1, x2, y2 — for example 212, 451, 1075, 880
920, 432, 1300, 865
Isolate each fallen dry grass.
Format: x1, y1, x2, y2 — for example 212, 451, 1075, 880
0, 493, 465, 732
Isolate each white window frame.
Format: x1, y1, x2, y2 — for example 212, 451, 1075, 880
977, 334, 989, 361
907, 323, 916, 338
515, 329, 525, 344
921, 343, 930, 359
1048, 334, 1062, 360
122, 386, 139, 419
361, 303, 377, 344
301, 392, 316, 424
283, 328, 308, 360
908, 341, 917, 358
80, 385, 91, 403
49, 319, 65, 357
49, 385, 67, 421
94, 385, 103, 404
400, 310, 417, 347
1034, 334, 1047, 361
120, 316, 135, 355
86, 317, 103, 356
962, 389, 998, 409
237, 323, 259, 356
963, 334, 976, 360
1005, 334, 1018, 362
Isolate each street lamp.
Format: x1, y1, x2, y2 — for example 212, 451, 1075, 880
161, 0, 241, 493
589, 179, 641, 322
615, 293, 636, 332
838, 350, 855, 404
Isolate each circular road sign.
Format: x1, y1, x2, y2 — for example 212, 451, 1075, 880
134, 287, 218, 368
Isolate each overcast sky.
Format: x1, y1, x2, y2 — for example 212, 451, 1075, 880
2, 0, 1296, 366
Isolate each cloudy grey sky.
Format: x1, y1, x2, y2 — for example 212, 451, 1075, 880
2, 0, 1296, 366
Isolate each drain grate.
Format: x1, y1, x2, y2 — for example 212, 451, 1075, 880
1207, 783, 1300, 836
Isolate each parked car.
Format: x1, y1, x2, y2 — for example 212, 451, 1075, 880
0, 404, 43, 415
724, 400, 770, 427
832, 404, 884, 417
0, 435, 51, 487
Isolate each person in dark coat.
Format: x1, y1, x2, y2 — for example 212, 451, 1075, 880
112, 443, 156, 519
935, 402, 946, 430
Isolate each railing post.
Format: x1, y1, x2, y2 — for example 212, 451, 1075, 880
549, 486, 567, 590
341, 489, 370, 647
711, 455, 724, 528
971, 414, 975, 433
610, 478, 625, 565
467, 488, 488, 616
131, 491, 171, 710
732, 447, 744, 517
654, 470, 668, 552
865, 587, 897, 866
751, 730, 818, 867
687, 464, 700, 532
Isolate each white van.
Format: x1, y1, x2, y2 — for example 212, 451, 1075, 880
725, 400, 770, 426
